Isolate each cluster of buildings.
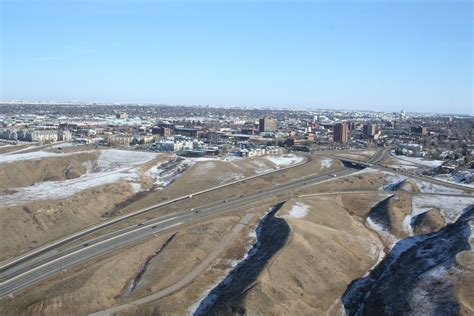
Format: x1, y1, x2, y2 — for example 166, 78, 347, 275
0, 128, 72, 142
0, 104, 472, 178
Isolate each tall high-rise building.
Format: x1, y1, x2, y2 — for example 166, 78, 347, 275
259, 117, 277, 133
410, 125, 428, 136
334, 122, 349, 144
363, 123, 378, 137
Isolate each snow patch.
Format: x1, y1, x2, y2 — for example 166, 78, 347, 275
0, 150, 76, 164
434, 174, 474, 189
218, 173, 245, 184
251, 159, 273, 174
265, 154, 304, 168
50, 142, 82, 149
413, 179, 464, 194
129, 182, 142, 193
286, 202, 310, 219
353, 167, 378, 175
146, 157, 194, 188
97, 149, 157, 172
412, 195, 474, 224
393, 154, 444, 168
0, 149, 159, 206
366, 215, 399, 248
320, 158, 333, 169
382, 172, 407, 191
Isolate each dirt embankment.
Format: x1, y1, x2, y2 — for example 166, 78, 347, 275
301, 171, 385, 194
0, 151, 98, 189
386, 193, 412, 239
343, 208, 474, 316
194, 203, 290, 315
0, 181, 136, 261
102, 154, 325, 218
0, 152, 309, 261
0, 212, 264, 316
411, 208, 446, 235
234, 196, 383, 316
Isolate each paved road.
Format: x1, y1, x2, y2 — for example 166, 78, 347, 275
299, 190, 473, 199
0, 165, 354, 298
324, 150, 474, 193
0, 154, 310, 271
90, 213, 256, 316
369, 148, 390, 163
2, 148, 469, 301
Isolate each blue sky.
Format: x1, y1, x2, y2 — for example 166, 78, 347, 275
1, 0, 472, 114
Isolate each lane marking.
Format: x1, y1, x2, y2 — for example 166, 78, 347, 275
0, 221, 183, 287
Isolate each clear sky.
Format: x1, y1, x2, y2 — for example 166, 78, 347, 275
1, 0, 472, 114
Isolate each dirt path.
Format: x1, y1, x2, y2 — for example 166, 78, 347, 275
90, 212, 256, 316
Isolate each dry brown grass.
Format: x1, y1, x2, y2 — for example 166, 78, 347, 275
0, 209, 269, 316
238, 197, 384, 316
0, 151, 98, 189
0, 181, 136, 260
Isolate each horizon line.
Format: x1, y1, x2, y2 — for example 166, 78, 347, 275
0, 99, 472, 117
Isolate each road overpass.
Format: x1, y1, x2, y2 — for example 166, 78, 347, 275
324, 149, 474, 193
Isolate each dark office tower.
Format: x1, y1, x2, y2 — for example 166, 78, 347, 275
334, 122, 349, 144
363, 123, 378, 137
259, 117, 277, 133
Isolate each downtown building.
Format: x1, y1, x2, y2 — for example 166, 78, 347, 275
334, 122, 349, 144
259, 117, 277, 133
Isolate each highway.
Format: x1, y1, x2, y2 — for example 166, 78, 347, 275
0, 164, 356, 298
0, 154, 310, 272
328, 148, 474, 193
3, 148, 468, 299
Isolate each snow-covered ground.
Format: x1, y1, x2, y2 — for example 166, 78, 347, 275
434, 173, 474, 189
97, 149, 157, 171
0, 149, 160, 206
285, 202, 310, 219
413, 179, 465, 194
392, 153, 444, 168
411, 195, 474, 224
400, 194, 474, 236
366, 216, 400, 248
381, 172, 407, 191
265, 154, 305, 168
50, 142, 83, 149
0, 150, 78, 164
320, 158, 333, 169
251, 160, 273, 174
146, 157, 194, 188
129, 182, 142, 193
352, 167, 378, 175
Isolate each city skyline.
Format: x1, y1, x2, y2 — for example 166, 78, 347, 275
1, 0, 472, 114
